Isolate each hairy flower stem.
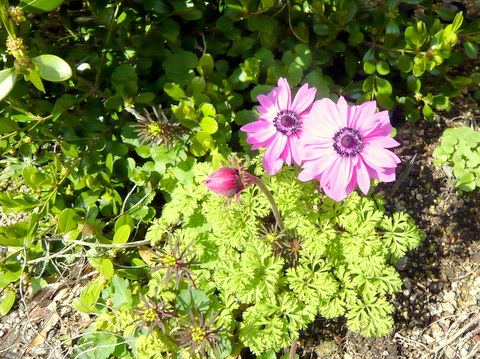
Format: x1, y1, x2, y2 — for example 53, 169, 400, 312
289, 339, 297, 359
253, 177, 284, 231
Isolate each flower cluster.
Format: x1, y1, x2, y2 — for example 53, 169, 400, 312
240, 77, 401, 201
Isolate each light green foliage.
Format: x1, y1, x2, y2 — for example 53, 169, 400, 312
89, 157, 423, 357
433, 126, 480, 192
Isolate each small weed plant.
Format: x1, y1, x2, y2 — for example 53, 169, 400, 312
433, 126, 480, 192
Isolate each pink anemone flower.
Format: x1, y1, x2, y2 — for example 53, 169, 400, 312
298, 96, 401, 202
240, 77, 316, 175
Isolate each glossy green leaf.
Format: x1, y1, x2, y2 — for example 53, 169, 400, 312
0, 292, 16, 316
104, 96, 123, 110
58, 208, 80, 233
134, 92, 155, 103
0, 68, 17, 101
200, 103, 216, 117
100, 258, 114, 280
422, 104, 434, 122
376, 77, 393, 95
187, 77, 206, 95
164, 83, 186, 101
73, 277, 105, 313
114, 214, 135, 233
407, 74, 421, 93
112, 224, 131, 244
0, 117, 20, 134
376, 61, 390, 75
20, 0, 65, 11
200, 116, 218, 134
362, 76, 375, 93
363, 61, 376, 75
28, 69, 45, 92
197, 54, 214, 76
376, 94, 394, 110
398, 54, 413, 73
32, 55, 72, 82
1, 262, 22, 283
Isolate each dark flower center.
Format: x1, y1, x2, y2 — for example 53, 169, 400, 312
274, 110, 300, 136
333, 127, 363, 156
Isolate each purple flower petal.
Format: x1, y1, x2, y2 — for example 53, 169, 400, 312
355, 158, 371, 195
291, 83, 317, 114
364, 136, 400, 149
263, 134, 287, 174
257, 94, 278, 116
242, 120, 276, 144
276, 78, 291, 110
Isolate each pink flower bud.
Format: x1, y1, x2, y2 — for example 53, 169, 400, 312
205, 168, 244, 197
205, 167, 258, 199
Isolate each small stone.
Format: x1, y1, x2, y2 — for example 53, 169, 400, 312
444, 345, 456, 359
423, 334, 435, 345
442, 301, 455, 314
393, 256, 408, 271
32, 346, 48, 356
472, 251, 480, 263
315, 340, 339, 358
444, 291, 455, 302
415, 193, 423, 201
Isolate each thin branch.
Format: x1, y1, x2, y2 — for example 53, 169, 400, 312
45, 236, 151, 248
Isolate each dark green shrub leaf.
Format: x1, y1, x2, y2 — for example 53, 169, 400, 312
0, 117, 19, 134
197, 54, 214, 76
134, 92, 155, 103
376, 94, 394, 110
436, 7, 456, 21
58, 208, 81, 233
104, 96, 123, 110
398, 54, 413, 73
464, 40, 478, 59
407, 74, 421, 93
376, 77, 393, 95
422, 103, 434, 121
163, 50, 198, 85
362, 76, 375, 93
20, 0, 64, 12
348, 31, 364, 45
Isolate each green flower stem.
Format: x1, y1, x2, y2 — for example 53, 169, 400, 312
253, 177, 284, 231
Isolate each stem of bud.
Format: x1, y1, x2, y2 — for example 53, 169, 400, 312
252, 177, 284, 231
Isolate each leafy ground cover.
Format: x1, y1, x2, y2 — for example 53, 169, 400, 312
0, 0, 479, 358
